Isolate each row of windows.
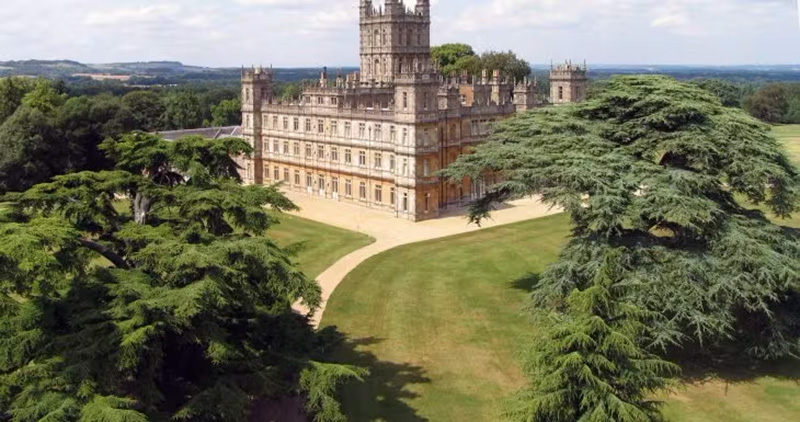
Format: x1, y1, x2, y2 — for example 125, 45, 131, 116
366, 27, 424, 47
267, 141, 412, 173
265, 117, 413, 143
267, 168, 411, 209
246, 114, 486, 143
267, 141, 435, 176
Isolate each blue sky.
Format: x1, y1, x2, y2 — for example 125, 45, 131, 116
1, 0, 798, 66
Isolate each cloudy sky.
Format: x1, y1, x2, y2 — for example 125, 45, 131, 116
0, 0, 798, 66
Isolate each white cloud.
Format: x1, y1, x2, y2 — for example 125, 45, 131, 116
0, 0, 796, 66
85, 4, 180, 26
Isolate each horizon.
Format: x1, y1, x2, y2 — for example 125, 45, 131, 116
0, 1, 799, 68
4, 59, 800, 70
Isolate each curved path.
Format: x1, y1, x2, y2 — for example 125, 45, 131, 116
285, 192, 561, 327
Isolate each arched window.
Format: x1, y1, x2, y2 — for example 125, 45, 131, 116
382, 30, 387, 45
407, 29, 413, 46
374, 30, 379, 47
374, 59, 380, 76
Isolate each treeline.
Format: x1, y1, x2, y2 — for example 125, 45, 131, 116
0, 77, 242, 193
667, 78, 800, 124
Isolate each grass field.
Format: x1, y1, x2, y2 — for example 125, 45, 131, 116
321, 213, 800, 422
267, 213, 374, 279
773, 124, 800, 166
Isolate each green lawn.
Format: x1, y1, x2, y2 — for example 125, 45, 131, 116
772, 124, 800, 166
268, 213, 374, 279
321, 213, 800, 422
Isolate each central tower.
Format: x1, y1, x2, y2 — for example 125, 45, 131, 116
359, 0, 431, 83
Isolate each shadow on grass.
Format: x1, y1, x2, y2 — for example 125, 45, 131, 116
667, 346, 800, 386
326, 330, 432, 422
509, 273, 541, 293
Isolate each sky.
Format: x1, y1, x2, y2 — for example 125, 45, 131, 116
0, 0, 799, 67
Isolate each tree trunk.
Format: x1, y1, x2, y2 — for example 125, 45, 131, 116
133, 192, 152, 225
79, 238, 131, 269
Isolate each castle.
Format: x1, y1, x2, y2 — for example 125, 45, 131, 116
239, 0, 588, 221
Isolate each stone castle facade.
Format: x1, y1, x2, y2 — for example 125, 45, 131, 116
239, 0, 588, 221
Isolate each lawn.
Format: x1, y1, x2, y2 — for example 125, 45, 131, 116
267, 212, 374, 279
321, 213, 800, 422
772, 124, 800, 166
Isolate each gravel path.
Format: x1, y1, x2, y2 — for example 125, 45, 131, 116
284, 192, 562, 327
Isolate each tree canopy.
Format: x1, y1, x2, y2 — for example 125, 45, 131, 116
443, 75, 800, 360
506, 250, 679, 422
431, 43, 531, 81
0, 133, 363, 422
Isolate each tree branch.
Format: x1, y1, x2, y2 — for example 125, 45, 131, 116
78, 238, 131, 269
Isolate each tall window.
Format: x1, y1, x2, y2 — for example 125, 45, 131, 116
390, 154, 396, 172
283, 168, 289, 182
375, 185, 383, 203
390, 126, 396, 143
403, 192, 409, 212
402, 128, 408, 144
305, 143, 312, 157
374, 124, 382, 141
402, 158, 408, 176
331, 120, 339, 136
273, 140, 279, 154
358, 123, 366, 139
317, 145, 325, 159
374, 153, 382, 169
305, 119, 312, 132
359, 182, 367, 200
358, 151, 367, 167
283, 141, 289, 154
425, 193, 431, 212
318, 175, 325, 191
345, 149, 352, 164
331, 146, 339, 161
293, 117, 299, 131
294, 170, 300, 186
293, 142, 300, 156
345, 180, 352, 197
344, 122, 352, 137
274, 167, 280, 180
273, 116, 278, 128
283, 117, 288, 130
306, 173, 313, 187
402, 92, 408, 109
423, 159, 431, 176
390, 187, 396, 206
332, 177, 339, 193
317, 119, 324, 133
558, 86, 564, 100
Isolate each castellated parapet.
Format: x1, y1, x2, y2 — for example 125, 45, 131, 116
238, 1, 585, 222
550, 60, 589, 105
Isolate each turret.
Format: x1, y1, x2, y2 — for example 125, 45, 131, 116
416, 0, 430, 18
514, 76, 541, 111
360, 0, 372, 19
549, 59, 589, 105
